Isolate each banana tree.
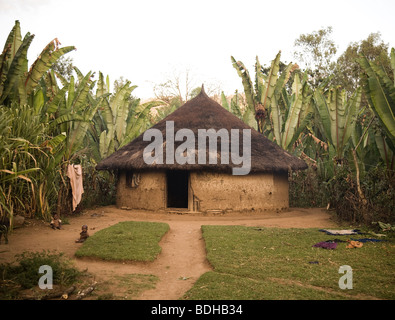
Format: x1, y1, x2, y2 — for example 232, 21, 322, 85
358, 48, 395, 152
221, 90, 255, 128
271, 72, 314, 151
48, 68, 99, 161
313, 86, 362, 163
231, 52, 313, 152
91, 72, 163, 160
231, 51, 299, 135
0, 20, 75, 106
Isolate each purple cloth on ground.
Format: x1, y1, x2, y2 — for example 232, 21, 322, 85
312, 241, 337, 249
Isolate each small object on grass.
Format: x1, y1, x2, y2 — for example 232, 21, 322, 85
350, 238, 385, 243
346, 240, 363, 249
319, 229, 361, 236
312, 241, 337, 250
308, 261, 319, 264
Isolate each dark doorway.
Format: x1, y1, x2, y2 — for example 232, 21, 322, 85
166, 170, 189, 208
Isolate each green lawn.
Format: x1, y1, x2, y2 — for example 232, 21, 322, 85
182, 226, 395, 300
75, 221, 169, 261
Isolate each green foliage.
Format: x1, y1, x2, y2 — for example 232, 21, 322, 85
334, 32, 392, 96
0, 250, 80, 292
0, 103, 58, 221
289, 168, 330, 208
324, 164, 394, 223
0, 21, 75, 106
359, 49, 395, 150
220, 90, 255, 128
78, 158, 117, 208
293, 26, 337, 88
232, 42, 394, 225
313, 86, 362, 161
231, 51, 312, 151
0, 21, 161, 221
91, 72, 162, 160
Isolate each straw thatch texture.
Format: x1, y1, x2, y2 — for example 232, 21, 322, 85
96, 88, 307, 173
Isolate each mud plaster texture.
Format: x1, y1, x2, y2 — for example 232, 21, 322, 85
117, 171, 290, 212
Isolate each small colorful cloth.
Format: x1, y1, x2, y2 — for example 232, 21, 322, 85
312, 241, 337, 249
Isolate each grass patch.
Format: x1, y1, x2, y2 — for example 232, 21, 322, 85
75, 221, 169, 262
182, 226, 395, 300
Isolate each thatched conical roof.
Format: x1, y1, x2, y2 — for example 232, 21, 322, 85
96, 86, 307, 173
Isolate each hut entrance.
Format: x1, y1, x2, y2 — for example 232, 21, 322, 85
166, 170, 189, 208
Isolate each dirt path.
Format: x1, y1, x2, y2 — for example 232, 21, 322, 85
0, 206, 338, 300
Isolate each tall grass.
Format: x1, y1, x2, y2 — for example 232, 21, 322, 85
0, 104, 60, 222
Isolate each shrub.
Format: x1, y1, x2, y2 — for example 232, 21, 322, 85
0, 250, 80, 290
289, 167, 330, 208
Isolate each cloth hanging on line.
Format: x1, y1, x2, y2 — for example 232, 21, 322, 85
67, 164, 84, 212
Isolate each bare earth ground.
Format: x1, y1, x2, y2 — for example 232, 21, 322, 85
0, 206, 338, 300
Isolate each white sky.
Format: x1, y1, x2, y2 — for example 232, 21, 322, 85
1, 0, 394, 100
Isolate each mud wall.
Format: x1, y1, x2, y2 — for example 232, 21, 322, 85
116, 170, 289, 212
116, 171, 166, 210
189, 171, 289, 212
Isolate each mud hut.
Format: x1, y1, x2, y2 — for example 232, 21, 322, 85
96, 87, 307, 213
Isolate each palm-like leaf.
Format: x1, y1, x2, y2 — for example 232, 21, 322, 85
25, 39, 75, 96
313, 86, 361, 159
359, 52, 395, 149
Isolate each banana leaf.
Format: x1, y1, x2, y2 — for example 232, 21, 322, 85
112, 82, 137, 142
281, 74, 304, 150
0, 20, 22, 96
46, 86, 67, 114
359, 54, 395, 149
3, 21, 22, 58
0, 33, 34, 104
374, 130, 394, 169
33, 88, 45, 115
221, 91, 230, 111
121, 100, 162, 147
24, 39, 75, 96
99, 130, 115, 159
231, 92, 243, 119
0, 45, 11, 97
341, 87, 361, 151
260, 51, 281, 110
231, 56, 255, 111
66, 102, 100, 160
70, 71, 94, 113
96, 72, 109, 98
66, 76, 75, 110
